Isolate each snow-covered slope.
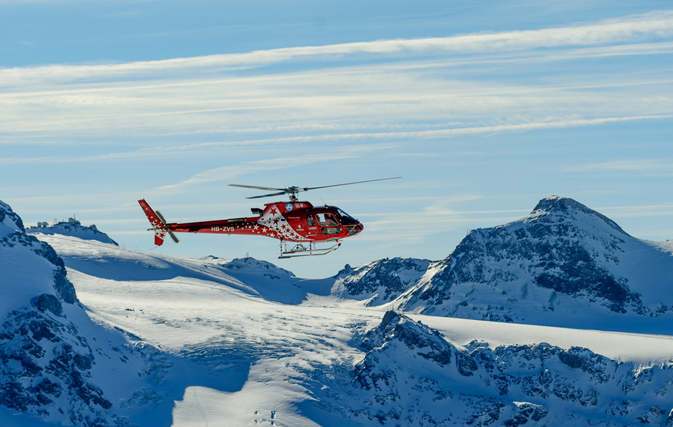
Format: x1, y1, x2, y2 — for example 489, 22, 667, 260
0, 201, 190, 427
30, 232, 373, 426
33, 233, 335, 306
337, 196, 673, 332
27, 222, 117, 246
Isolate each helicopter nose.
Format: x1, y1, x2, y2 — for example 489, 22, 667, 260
347, 222, 364, 236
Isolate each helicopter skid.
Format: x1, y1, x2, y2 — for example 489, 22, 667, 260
278, 240, 341, 259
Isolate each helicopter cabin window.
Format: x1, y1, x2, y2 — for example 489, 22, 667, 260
336, 209, 357, 225
316, 213, 341, 234
321, 226, 342, 235
306, 215, 316, 227
316, 213, 339, 226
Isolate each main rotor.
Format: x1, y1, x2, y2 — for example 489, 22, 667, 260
229, 177, 401, 202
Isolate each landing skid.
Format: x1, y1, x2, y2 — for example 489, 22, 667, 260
279, 240, 341, 259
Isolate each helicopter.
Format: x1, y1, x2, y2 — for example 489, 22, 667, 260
138, 177, 400, 258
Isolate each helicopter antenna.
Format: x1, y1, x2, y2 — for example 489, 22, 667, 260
229, 177, 401, 201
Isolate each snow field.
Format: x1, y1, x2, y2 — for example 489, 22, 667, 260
412, 315, 673, 363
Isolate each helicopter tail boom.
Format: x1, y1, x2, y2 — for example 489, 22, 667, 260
138, 199, 180, 246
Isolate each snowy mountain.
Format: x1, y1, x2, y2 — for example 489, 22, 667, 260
27, 221, 118, 246
331, 258, 431, 306
5, 197, 673, 426
349, 311, 673, 426
337, 196, 673, 332
0, 201, 186, 427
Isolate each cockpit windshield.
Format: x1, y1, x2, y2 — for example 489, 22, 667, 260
336, 209, 357, 225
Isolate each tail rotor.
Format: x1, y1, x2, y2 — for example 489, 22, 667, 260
155, 210, 180, 243
138, 199, 179, 246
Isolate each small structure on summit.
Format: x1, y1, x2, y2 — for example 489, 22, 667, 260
31, 216, 82, 228
27, 217, 118, 246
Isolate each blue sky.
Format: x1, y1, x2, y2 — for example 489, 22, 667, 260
1, 0, 672, 278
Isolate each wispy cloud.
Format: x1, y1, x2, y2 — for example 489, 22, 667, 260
564, 159, 673, 173
1, 11, 672, 85
1, 11, 671, 145
155, 144, 395, 192
345, 115, 673, 139
2, 114, 670, 165
357, 213, 526, 244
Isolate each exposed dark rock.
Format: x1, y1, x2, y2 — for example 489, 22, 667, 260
333, 258, 430, 305
666, 408, 673, 427
54, 267, 77, 304
465, 399, 505, 426
504, 403, 549, 426
0, 201, 25, 233
358, 310, 452, 366
32, 294, 64, 317
532, 196, 626, 235
456, 351, 478, 376
0, 306, 116, 424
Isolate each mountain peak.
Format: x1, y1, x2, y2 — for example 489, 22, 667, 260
531, 195, 626, 235
392, 195, 673, 322
0, 200, 25, 238
532, 195, 593, 214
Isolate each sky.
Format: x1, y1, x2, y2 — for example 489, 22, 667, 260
1, 0, 672, 278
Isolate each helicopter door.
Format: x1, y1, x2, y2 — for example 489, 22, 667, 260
306, 214, 318, 238
316, 213, 342, 235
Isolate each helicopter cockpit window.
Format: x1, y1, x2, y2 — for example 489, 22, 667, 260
336, 209, 357, 225
321, 226, 342, 235
316, 213, 339, 226
307, 215, 316, 227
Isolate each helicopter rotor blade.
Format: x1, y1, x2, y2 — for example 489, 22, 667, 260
230, 177, 401, 200
303, 177, 402, 192
245, 191, 288, 199
228, 184, 284, 192
155, 211, 180, 243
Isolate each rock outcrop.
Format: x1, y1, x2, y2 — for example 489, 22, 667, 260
0, 200, 152, 426
346, 311, 673, 426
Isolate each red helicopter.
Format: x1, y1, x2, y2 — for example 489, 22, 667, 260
138, 177, 400, 258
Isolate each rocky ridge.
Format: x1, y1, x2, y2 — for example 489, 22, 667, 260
0, 200, 155, 426
345, 311, 673, 426
334, 196, 673, 329
331, 258, 430, 306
